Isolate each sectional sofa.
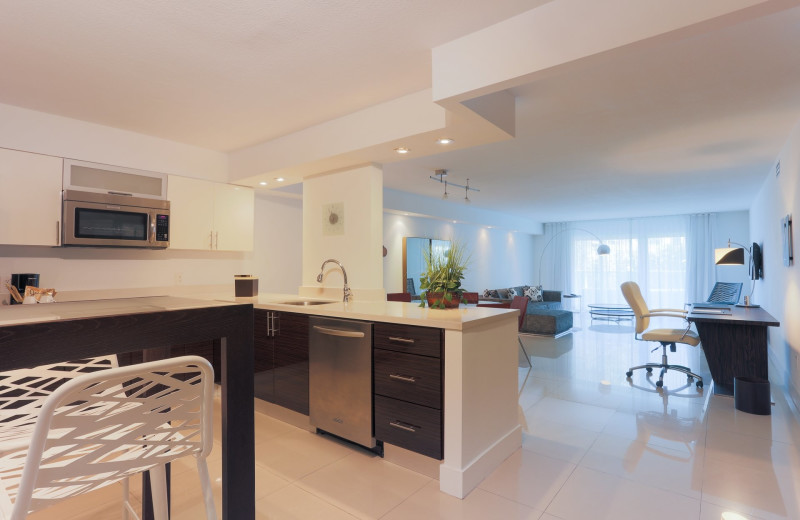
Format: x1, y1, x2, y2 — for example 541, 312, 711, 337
480, 286, 571, 336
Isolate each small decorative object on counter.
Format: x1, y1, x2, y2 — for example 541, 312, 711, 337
234, 275, 259, 297
22, 286, 57, 304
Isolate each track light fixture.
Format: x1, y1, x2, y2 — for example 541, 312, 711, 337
429, 170, 479, 204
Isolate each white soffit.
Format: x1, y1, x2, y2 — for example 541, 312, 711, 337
232, 0, 792, 189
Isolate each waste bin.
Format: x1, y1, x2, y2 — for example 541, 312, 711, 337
733, 377, 771, 415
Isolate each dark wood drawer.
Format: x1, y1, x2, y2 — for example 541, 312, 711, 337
373, 323, 442, 358
374, 349, 441, 409
374, 395, 442, 459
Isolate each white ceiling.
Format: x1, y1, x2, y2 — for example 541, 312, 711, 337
0, 0, 544, 151
383, 6, 800, 222
2, 1, 799, 224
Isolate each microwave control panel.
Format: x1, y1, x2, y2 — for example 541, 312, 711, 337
155, 214, 169, 242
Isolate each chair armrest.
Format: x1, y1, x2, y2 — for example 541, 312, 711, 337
643, 312, 688, 320
650, 308, 687, 314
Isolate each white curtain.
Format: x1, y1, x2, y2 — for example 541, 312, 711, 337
541, 215, 693, 309
686, 213, 716, 303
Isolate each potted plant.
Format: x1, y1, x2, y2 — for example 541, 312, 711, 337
419, 239, 470, 308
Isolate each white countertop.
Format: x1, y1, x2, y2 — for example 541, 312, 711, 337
0, 291, 517, 331
226, 294, 517, 331
0, 296, 240, 327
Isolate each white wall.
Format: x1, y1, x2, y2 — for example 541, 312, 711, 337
300, 165, 384, 300
750, 117, 800, 407
383, 213, 536, 294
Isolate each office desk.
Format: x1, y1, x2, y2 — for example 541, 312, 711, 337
687, 305, 779, 396
0, 297, 255, 519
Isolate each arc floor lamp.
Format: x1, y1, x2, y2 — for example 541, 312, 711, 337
538, 228, 611, 286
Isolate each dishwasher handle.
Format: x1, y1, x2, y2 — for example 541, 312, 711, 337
312, 325, 366, 338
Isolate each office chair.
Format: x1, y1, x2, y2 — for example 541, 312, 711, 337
621, 281, 703, 389
706, 282, 743, 305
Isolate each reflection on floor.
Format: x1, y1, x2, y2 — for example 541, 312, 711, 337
28, 313, 800, 519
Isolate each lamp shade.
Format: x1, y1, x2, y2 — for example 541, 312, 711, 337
715, 247, 745, 265
597, 244, 611, 255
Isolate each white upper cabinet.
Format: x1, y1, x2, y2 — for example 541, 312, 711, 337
167, 175, 254, 251
213, 182, 254, 251
0, 148, 63, 246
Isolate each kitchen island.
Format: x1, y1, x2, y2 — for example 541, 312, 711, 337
2, 291, 521, 500
235, 295, 521, 499
0, 297, 255, 519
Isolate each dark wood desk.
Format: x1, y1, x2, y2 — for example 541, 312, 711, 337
0, 297, 255, 519
687, 305, 779, 396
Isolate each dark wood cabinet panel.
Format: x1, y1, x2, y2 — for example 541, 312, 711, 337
374, 322, 442, 358
254, 309, 275, 402
374, 349, 441, 409
374, 395, 442, 459
116, 340, 219, 383
273, 312, 310, 415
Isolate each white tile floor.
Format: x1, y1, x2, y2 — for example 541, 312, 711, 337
28, 314, 800, 519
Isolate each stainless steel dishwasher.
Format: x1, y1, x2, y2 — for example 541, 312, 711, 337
309, 316, 376, 450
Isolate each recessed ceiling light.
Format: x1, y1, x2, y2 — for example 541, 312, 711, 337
437, 138, 454, 145
394, 147, 410, 154
403, 213, 409, 216
487, 226, 493, 229
452, 220, 457, 224
275, 177, 285, 182
259, 181, 268, 186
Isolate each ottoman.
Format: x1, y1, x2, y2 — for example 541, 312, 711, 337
522, 309, 573, 336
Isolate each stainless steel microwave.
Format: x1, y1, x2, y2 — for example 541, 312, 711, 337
62, 190, 170, 248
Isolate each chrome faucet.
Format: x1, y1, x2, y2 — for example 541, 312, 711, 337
316, 259, 351, 302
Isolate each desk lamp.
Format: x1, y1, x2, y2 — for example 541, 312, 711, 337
714, 240, 762, 307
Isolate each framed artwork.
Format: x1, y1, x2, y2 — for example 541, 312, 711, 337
322, 202, 344, 236
782, 214, 793, 266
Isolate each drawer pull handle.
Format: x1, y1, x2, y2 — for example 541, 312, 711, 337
389, 421, 417, 433
389, 374, 416, 383
388, 336, 415, 344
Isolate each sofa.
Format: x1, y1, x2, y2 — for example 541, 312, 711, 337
480, 286, 571, 336
480, 286, 563, 310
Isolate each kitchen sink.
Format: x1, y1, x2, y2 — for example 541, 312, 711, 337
278, 300, 335, 306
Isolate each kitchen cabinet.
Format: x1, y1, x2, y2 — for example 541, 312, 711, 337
167, 175, 254, 251
0, 148, 63, 246
373, 322, 443, 459
254, 309, 309, 415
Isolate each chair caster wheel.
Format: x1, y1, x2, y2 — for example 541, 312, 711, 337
696, 380, 703, 388
626, 371, 633, 378
656, 380, 663, 388
645, 367, 653, 373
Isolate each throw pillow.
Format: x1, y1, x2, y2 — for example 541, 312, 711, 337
507, 287, 517, 297
524, 285, 544, 302
483, 289, 499, 298
496, 288, 510, 299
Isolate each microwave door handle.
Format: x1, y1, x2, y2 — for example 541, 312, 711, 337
150, 216, 156, 244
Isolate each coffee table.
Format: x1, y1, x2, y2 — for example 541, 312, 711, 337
588, 303, 634, 322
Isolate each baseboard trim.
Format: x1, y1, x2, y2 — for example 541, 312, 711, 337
768, 347, 800, 415
439, 424, 521, 499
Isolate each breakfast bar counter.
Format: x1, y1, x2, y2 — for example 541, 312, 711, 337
0, 297, 255, 519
